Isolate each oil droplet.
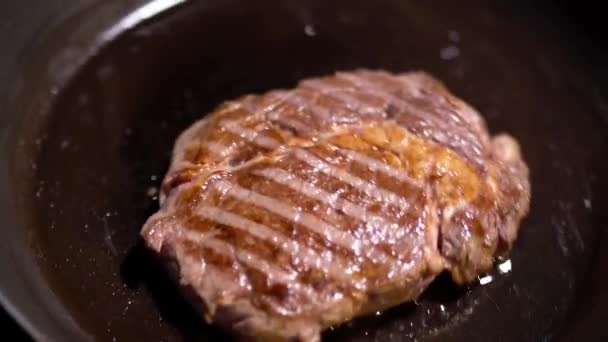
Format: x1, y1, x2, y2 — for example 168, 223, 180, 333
304, 24, 316, 37
448, 30, 461, 42
60, 139, 70, 150
147, 187, 158, 197
498, 259, 512, 274
583, 198, 592, 210
479, 274, 493, 285
440, 45, 460, 60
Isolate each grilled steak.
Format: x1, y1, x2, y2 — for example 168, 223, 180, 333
141, 70, 530, 341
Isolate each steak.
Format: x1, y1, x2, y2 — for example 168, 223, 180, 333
141, 70, 530, 341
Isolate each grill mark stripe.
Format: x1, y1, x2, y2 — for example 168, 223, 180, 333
389, 80, 484, 158
365, 71, 422, 97
301, 79, 379, 115
250, 168, 411, 259
177, 238, 251, 289
208, 121, 416, 217
363, 73, 478, 135
204, 141, 239, 157
336, 72, 389, 94
181, 230, 308, 289
334, 147, 424, 188
239, 92, 289, 117
268, 114, 310, 134
247, 91, 313, 133
337, 72, 468, 137
212, 180, 379, 260
196, 206, 353, 281
283, 91, 332, 121
237, 172, 356, 234
293, 149, 411, 211
253, 167, 397, 235
221, 120, 281, 150
274, 157, 411, 221
218, 119, 414, 213
180, 233, 324, 314
336, 72, 434, 122
213, 101, 243, 115
177, 249, 247, 291
337, 73, 416, 110
181, 243, 309, 316
216, 194, 359, 266
338, 72, 483, 159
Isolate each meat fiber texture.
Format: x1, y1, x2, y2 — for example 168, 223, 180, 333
141, 70, 530, 341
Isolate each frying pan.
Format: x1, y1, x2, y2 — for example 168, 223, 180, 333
1, 0, 607, 341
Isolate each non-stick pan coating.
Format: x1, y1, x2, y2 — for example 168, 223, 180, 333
1, 0, 607, 341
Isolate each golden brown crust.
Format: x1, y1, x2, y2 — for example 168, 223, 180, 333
141, 70, 530, 341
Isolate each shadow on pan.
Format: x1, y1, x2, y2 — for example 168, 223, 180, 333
0, 0, 607, 341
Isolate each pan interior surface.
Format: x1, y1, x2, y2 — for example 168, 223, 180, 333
12, 0, 608, 341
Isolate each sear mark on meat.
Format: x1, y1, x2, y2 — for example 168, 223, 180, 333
141, 70, 530, 341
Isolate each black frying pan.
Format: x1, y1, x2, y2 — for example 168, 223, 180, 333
1, 0, 607, 341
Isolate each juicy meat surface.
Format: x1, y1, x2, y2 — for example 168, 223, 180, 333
141, 70, 530, 341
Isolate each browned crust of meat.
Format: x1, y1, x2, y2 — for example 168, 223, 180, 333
141, 70, 531, 341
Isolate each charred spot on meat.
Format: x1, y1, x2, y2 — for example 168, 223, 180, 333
141, 70, 530, 341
